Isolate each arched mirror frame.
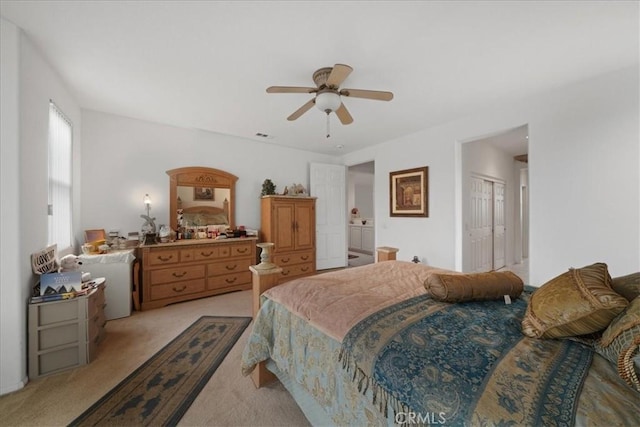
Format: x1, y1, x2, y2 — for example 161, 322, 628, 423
167, 166, 237, 231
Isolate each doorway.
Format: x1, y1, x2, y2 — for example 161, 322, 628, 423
461, 125, 529, 273
347, 161, 375, 267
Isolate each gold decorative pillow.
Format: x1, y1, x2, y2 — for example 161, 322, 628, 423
424, 271, 523, 303
521, 263, 628, 339
594, 297, 640, 392
611, 272, 640, 302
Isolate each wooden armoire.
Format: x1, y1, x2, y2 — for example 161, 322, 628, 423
260, 195, 316, 282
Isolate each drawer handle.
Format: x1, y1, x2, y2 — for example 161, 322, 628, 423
172, 271, 187, 278
281, 257, 290, 263
225, 264, 238, 271
172, 285, 187, 292
200, 251, 214, 257
301, 266, 309, 272
225, 277, 237, 284
282, 270, 290, 276
236, 248, 248, 253
158, 254, 174, 262
301, 255, 309, 260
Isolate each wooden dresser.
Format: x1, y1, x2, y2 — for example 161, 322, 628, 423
260, 196, 316, 282
139, 237, 257, 310
28, 280, 106, 378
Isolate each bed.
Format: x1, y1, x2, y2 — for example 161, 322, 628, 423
241, 259, 639, 426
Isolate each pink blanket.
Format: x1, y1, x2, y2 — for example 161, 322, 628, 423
263, 261, 452, 341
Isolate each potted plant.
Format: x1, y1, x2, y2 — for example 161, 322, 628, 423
261, 179, 276, 196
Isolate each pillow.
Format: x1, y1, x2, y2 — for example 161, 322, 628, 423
594, 296, 640, 392
521, 263, 628, 339
424, 271, 523, 303
611, 272, 640, 302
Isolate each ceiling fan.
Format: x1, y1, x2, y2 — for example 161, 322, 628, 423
266, 64, 393, 137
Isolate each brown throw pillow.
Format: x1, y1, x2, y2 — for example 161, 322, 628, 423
611, 272, 640, 302
594, 297, 640, 392
521, 263, 629, 339
424, 271, 523, 303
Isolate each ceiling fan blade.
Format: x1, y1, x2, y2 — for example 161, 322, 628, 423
267, 86, 317, 94
340, 88, 394, 101
335, 103, 354, 125
326, 64, 353, 88
287, 99, 315, 121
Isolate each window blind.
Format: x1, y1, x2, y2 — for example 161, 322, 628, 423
48, 101, 73, 250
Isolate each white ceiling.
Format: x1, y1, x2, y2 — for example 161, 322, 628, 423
1, 1, 637, 155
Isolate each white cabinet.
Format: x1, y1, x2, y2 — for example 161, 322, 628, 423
28, 281, 106, 378
362, 227, 374, 254
79, 249, 135, 320
349, 225, 374, 254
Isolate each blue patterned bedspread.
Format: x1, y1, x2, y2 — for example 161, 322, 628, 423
339, 292, 594, 426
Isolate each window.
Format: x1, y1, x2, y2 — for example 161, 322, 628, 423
48, 101, 73, 250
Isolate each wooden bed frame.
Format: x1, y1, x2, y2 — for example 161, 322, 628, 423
180, 201, 229, 225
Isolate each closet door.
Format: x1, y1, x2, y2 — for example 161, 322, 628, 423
493, 182, 506, 270
470, 177, 493, 272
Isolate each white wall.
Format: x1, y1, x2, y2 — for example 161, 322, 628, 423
0, 18, 24, 395
342, 66, 639, 285
0, 21, 82, 394
80, 111, 336, 239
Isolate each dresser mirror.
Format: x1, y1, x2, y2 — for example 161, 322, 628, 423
167, 166, 237, 231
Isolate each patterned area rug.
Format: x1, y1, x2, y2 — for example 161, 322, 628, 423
70, 316, 251, 427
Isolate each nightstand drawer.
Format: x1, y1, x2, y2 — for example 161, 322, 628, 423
150, 265, 205, 285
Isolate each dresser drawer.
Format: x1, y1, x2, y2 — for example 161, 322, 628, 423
274, 251, 314, 266
38, 323, 79, 351
39, 346, 80, 376
150, 265, 205, 285
230, 243, 252, 258
148, 249, 179, 266
207, 259, 252, 276
208, 271, 251, 290
180, 249, 195, 262
193, 247, 220, 261
150, 278, 206, 300
280, 262, 314, 280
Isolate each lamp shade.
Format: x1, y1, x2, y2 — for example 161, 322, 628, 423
315, 92, 341, 113
143, 194, 152, 205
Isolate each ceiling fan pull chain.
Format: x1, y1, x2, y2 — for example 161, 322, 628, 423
326, 112, 330, 138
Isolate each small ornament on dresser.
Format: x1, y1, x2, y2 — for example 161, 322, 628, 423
290, 183, 307, 196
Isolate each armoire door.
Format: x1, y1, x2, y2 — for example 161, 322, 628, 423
294, 201, 315, 251
273, 202, 295, 253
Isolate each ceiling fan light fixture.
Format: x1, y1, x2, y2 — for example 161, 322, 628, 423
315, 91, 341, 113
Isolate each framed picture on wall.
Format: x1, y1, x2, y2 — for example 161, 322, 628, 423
389, 166, 428, 217
194, 187, 214, 201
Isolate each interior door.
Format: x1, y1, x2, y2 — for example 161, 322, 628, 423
310, 163, 347, 270
493, 182, 506, 270
469, 176, 493, 272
